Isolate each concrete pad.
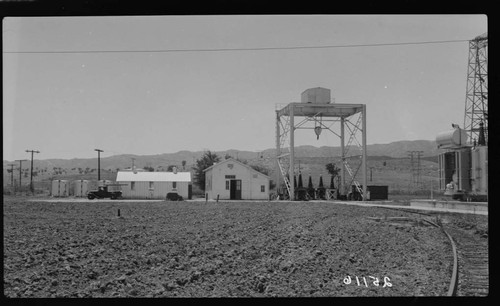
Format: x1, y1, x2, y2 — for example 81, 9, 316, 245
410, 199, 488, 213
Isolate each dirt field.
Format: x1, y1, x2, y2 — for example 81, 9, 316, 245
3, 196, 465, 297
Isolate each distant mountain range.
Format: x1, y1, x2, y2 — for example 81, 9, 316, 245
4, 140, 439, 172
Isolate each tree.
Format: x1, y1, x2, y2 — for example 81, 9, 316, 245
325, 163, 341, 177
167, 165, 177, 172
192, 150, 221, 190
182, 160, 187, 171
144, 166, 155, 172
249, 164, 270, 176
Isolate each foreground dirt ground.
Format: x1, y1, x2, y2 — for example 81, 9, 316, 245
4, 196, 485, 297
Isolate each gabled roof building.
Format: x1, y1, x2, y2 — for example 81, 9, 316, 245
203, 158, 270, 200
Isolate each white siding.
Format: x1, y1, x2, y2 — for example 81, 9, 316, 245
73, 180, 91, 197
51, 180, 70, 197
116, 171, 192, 199
120, 181, 190, 199
205, 159, 270, 200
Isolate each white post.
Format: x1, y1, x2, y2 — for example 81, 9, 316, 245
289, 104, 295, 200
340, 117, 345, 197
275, 111, 281, 197
362, 105, 368, 200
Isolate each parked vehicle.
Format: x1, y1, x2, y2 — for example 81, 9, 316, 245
166, 192, 183, 201
87, 185, 122, 200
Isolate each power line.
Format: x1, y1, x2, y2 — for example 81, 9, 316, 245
3, 39, 470, 54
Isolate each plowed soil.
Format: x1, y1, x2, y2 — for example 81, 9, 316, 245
4, 197, 456, 297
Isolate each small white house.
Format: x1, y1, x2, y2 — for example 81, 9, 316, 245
204, 158, 270, 200
116, 170, 192, 199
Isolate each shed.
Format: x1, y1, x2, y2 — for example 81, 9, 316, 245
73, 180, 93, 197
116, 170, 192, 199
51, 180, 70, 197
204, 158, 270, 200
367, 185, 389, 200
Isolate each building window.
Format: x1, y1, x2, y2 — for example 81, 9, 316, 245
131, 182, 135, 191
173, 182, 177, 188
149, 181, 154, 190
226, 180, 230, 190
261, 185, 265, 192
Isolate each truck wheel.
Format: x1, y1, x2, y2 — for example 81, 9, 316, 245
88, 194, 95, 200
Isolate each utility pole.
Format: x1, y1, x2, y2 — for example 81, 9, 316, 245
95, 149, 103, 181
15, 159, 28, 191
26, 149, 40, 194
8, 164, 15, 187
416, 151, 423, 187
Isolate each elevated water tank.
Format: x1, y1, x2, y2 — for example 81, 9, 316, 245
301, 87, 331, 104
436, 128, 467, 149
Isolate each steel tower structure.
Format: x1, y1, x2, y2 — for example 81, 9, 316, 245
275, 101, 367, 200
464, 33, 488, 145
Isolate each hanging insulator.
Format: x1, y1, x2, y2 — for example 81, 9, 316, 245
314, 126, 322, 140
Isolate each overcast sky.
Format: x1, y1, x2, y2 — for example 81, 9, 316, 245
3, 15, 487, 161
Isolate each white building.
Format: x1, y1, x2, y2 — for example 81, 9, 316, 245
51, 180, 70, 197
204, 158, 270, 200
73, 180, 93, 197
116, 170, 192, 199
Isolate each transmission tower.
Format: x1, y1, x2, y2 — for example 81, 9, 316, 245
464, 32, 488, 145
408, 151, 423, 188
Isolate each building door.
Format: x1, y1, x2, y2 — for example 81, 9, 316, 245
230, 180, 242, 200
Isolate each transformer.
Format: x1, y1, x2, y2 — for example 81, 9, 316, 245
436, 124, 487, 202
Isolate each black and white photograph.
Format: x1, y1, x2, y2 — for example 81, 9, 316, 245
2, 10, 489, 298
